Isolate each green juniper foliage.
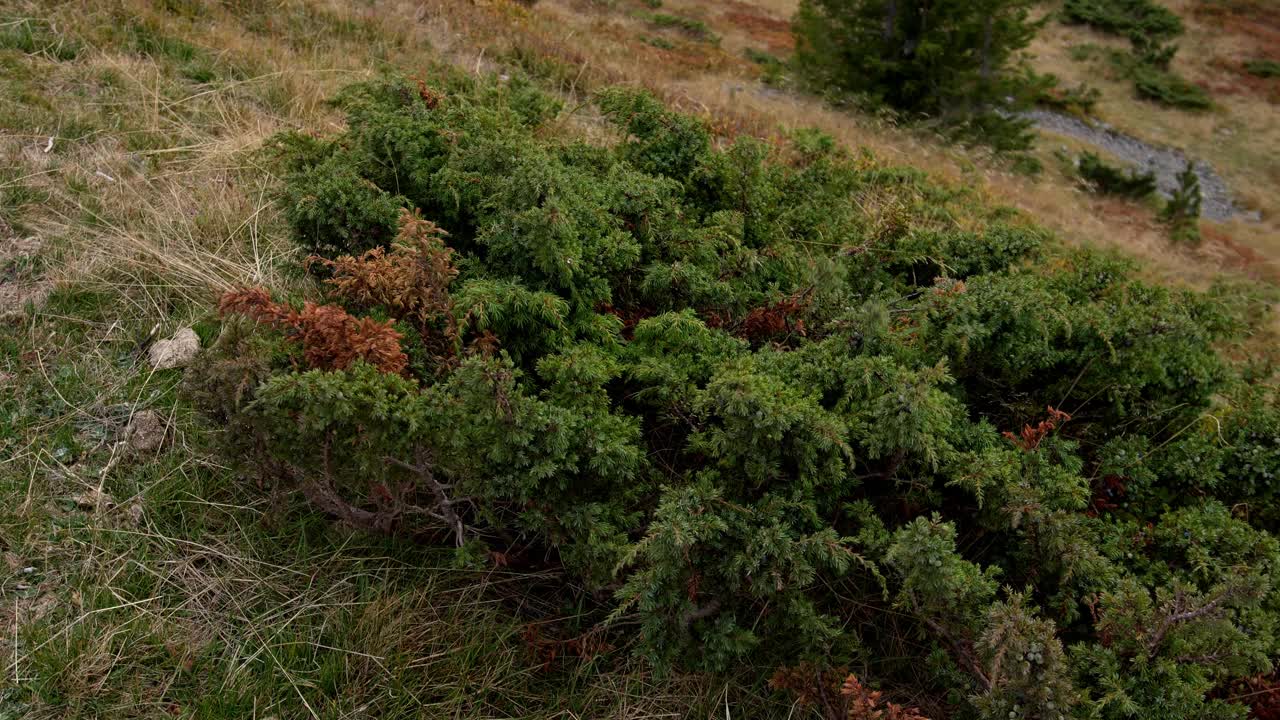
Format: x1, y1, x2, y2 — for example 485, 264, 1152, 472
1128, 61, 1213, 110
197, 71, 1280, 719
1076, 151, 1157, 199
639, 11, 717, 42
1062, 0, 1212, 110
1062, 0, 1182, 76
1062, 0, 1183, 50
1245, 59, 1280, 79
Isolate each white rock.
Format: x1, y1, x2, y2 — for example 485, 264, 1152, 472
149, 328, 200, 370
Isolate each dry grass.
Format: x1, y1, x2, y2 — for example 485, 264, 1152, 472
2, 2, 392, 303
10, 0, 1272, 299
741, 0, 800, 17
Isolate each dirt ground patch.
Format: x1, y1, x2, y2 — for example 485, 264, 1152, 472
722, 8, 794, 52
1192, 0, 1280, 49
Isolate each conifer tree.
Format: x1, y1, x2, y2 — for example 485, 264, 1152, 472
793, 0, 1040, 116
1162, 161, 1202, 243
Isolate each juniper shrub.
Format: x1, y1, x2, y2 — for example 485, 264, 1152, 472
194, 71, 1280, 719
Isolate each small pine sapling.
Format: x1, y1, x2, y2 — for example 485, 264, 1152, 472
1161, 162, 1202, 243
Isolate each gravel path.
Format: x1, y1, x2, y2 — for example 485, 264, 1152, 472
735, 81, 1254, 222
1024, 109, 1256, 223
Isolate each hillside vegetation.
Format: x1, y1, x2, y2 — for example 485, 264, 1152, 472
1, 1, 1278, 719
500, 0, 1280, 278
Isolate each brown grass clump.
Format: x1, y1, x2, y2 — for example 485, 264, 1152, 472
220, 288, 409, 375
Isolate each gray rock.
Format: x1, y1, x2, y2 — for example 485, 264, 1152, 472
1021, 109, 1256, 223
149, 328, 200, 370
126, 410, 167, 452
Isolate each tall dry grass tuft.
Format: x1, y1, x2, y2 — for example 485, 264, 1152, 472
1, 0, 456, 314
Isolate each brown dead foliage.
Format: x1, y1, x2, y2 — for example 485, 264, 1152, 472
1219, 671, 1280, 720
219, 288, 408, 375
309, 209, 461, 363
596, 302, 654, 340
1003, 406, 1071, 451
415, 77, 444, 108
310, 209, 456, 324
770, 664, 931, 720
707, 289, 811, 344
739, 293, 808, 342
520, 624, 614, 670
840, 674, 930, 720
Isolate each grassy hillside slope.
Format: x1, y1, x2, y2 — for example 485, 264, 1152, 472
505, 0, 1280, 281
